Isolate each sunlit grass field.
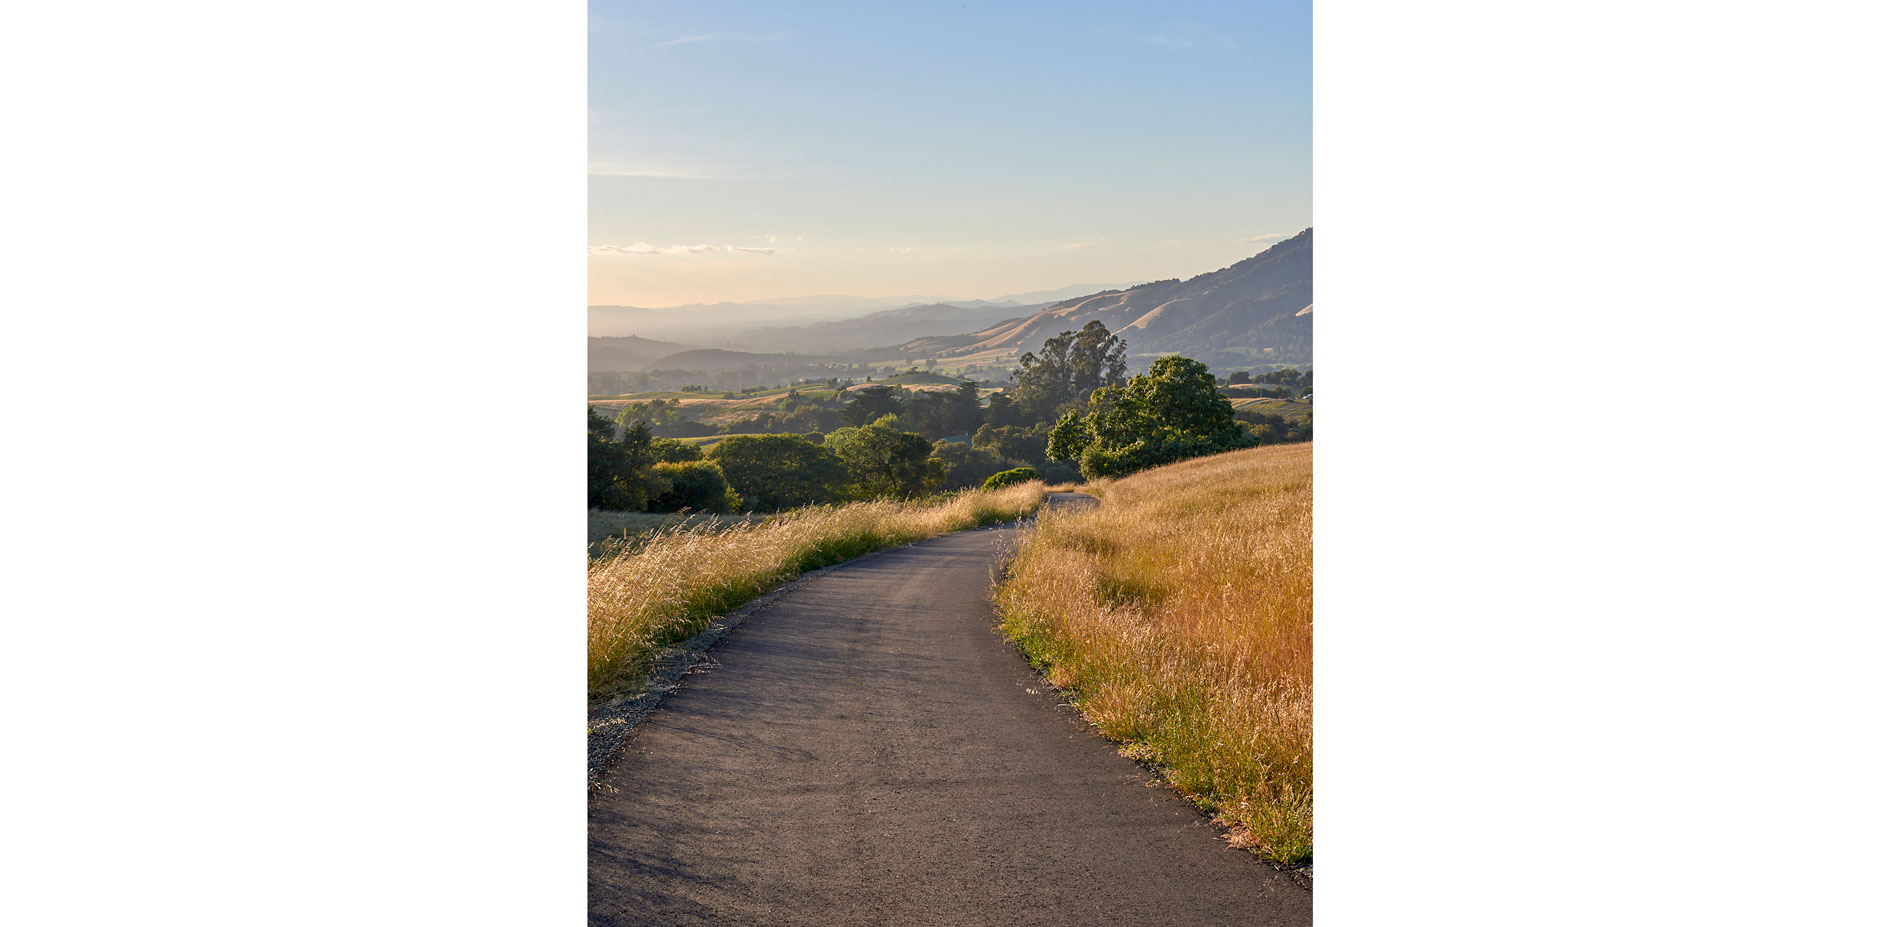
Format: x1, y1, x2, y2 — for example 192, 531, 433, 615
995, 444, 1313, 863
1229, 397, 1313, 420
588, 482, 1050, 704
587, 510, 764, 557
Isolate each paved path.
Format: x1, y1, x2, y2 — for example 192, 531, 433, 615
589, 494, 1311, 925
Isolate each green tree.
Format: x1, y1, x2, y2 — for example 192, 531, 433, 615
948, 381, 984, 434
905, 381, 983, 439
651, 438, 705, 462
982, 391, 1029, 428
706, 434, 848, 510
929, 439, 1009, 490
840, 385, 906, 426
972, 422, 1052, 465
615, 398, 681, 432
1047, 355, 1247, 479
831, 420, 943, 499
588, 406, 664, 510
1035, 458, 1084, 485
1009, 320, 1128, 423
648, 460, 734, 512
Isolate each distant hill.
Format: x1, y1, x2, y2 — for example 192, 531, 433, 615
902, 231, 1313, 366
708, 302, 1046, 354
588, 295, 926, 339
587, 334, 704, 372
1231, 397, 1314, 422
874, 371, 970, 386
979, 282, 1138, 306
646, 348, 836, 372
588, 282, 1134, 345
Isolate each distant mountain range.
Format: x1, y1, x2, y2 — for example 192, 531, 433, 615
588, 340, 847, 374
587, 282, 1133, 343
898, 230, 1313, 366
698, 301, 1052, 354
586, 334, 703, 372
585, 235, 1312, 377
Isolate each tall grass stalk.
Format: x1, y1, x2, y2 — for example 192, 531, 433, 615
995, 445, 1312, 863
588, 482, 1049, 704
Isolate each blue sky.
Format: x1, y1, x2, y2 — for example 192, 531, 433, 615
589, 0, 1310, 306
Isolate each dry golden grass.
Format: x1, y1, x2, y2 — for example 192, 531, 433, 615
995, 444, 1312, 862
587, 510, 764, 557
588, 482, 1050, 704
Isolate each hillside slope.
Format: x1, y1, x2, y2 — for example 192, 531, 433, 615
705, 301, 1044, 354
647, 348, 841, 372
587, 334, 704, 372
904, 230, 1312, 366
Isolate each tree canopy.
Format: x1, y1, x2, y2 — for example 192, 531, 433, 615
648, 460, 734, 512
1008, 321, 1128, 422
1046, 355, 1248, 479
928, 439, 1009, 491
706, 433, 848, 510
588, 406, 664, 510
840, 385, 907, 426
905, 381, 983, 439
828, 419, 943, 499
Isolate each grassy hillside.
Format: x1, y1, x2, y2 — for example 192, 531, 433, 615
906, 231, 1312, 367
1232, 398, 1313, 421
995, 444, 1312, 862
705, 302, 1038, 354
647, 348, 834, 371
587, 334, 704, 372
875, 370, 969, 386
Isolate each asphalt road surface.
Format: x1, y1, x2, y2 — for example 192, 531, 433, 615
589, 493, 1311, 925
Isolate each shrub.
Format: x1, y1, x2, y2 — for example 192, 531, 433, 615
981, 467, 1040, 491
649, 461, 732, 513
707, 433, 848, 511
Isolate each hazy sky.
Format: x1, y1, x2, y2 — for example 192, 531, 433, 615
589, 0, 1311, 307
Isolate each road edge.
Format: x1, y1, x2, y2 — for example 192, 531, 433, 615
586, 517, 1035, 788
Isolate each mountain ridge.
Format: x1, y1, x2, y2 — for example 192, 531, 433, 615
896, 231, 1312, 365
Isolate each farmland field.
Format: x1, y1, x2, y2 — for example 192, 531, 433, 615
1231, 397, 1313, 420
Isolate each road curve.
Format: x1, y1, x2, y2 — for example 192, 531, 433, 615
589, 493, 1311, 925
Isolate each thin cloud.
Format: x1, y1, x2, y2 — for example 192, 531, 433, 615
1061, 241, 1105, 250
652, 32, 796, 49
587, 162, 727, 180
889, 246, 917, 253
1239, 233, 1294, 244
1141, 26, 1236, 51
589, 242, 776, 256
